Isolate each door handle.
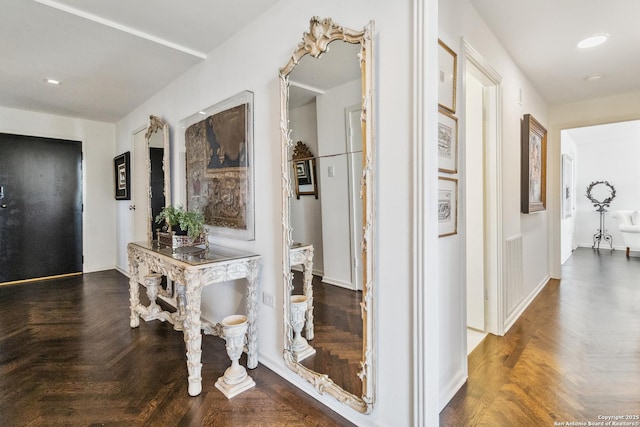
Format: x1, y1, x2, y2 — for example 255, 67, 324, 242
129, 205, 136, 210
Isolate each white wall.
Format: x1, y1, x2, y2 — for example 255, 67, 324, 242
289, 100, 324, 275
115, 1, 414, 425
0, 106, 116, 273
439, 0, 550, 409
560, 133, 577, 262
316, 79, 361, 288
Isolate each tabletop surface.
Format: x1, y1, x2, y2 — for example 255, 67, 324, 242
129, 241, 260, 266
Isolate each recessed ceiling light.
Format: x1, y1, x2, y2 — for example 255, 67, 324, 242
44, 78, 61, 85
198, 111, 207, 115
586, 73, 603, 81
577, 33, 609, 49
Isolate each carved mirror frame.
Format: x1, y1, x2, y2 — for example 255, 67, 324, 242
144, 115, 171, 241
279, 17, 375, 414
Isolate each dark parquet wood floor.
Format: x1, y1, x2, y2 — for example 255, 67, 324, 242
0, 270, 356, 427
291, 273, 363, 397
440, 248, 640, 426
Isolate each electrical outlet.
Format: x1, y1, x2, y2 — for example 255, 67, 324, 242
263, 292, 275, 308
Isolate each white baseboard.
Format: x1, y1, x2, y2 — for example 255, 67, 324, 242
503, 274, 549, 334
439, 369, 467, 411
115, 266, 129, 277
321, 276, 353, 289
83, 265, 118, 274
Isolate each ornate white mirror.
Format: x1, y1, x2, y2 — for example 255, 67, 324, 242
145, 115, 171, 240
279, 17, 375, 413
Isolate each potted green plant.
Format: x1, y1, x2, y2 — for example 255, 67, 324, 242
155, 205, 205, 240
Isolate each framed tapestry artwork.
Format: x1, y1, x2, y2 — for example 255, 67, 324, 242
438, 108, 458, 173
562, 154, 574, 219
521, 114, 547, 214
183, 91, 255, 240
114, 151, 131, 200
438, 176, 458, 237
438, 39, 457, 114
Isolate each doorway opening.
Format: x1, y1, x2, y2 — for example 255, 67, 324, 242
560, 120, 640, 263
462, 41, 504, 356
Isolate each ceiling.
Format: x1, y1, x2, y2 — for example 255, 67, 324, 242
2, 1, 639, 123
0, 0, 280, 122
288, 41, 361, 109
469, 0, 640, 106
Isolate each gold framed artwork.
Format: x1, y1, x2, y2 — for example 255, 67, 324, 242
438, 176, 458, 237
438, 107, 458, 173
291, 141, 318, 199
438, 39, 457, 114
183, 91, 255, 240
521, 114, 547, 214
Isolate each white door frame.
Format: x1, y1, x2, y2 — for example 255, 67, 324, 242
461, 39, 505, 337
132, 125, 148, 243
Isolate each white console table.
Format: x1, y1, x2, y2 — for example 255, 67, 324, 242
289, 243, 314, 340
127, 241, 261, 396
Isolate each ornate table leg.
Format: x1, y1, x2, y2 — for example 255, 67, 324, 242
182, 270, 204, 396
245, 259, 260, 369
172, 282, 186, 331
127, 246, 141, 328
303, 247, 314, 340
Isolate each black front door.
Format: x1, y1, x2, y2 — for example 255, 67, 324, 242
0, 133, 83, 283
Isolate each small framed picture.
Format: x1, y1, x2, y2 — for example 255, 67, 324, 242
438, 176, 458, 237
438, 108, 458, 173
291, 141, 318, 199
438, 39, 457, 114
114, 151, 130, 200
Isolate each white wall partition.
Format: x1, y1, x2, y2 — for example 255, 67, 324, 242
115, 1, 416, 425
439, 0, 550, 410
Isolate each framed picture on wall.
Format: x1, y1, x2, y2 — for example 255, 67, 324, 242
562, 154, 574, 219
291, 141, 318, 199
113, 151, 130, 200
521, 113, 547, 214
438, 107, 458, 173
438, 176, 458, 237
438, 39, 457, 114
182, 90, 255, 240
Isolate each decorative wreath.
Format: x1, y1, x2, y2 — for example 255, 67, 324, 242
585, 180, 616, 206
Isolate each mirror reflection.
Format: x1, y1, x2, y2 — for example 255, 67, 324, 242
145, 115, 171, 241
280, 17, 375, 414
288, 42, 363, 396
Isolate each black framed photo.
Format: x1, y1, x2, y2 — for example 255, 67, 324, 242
114, 151, 131, 200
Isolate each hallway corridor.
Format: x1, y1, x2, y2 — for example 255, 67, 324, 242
440, 248, 640, 426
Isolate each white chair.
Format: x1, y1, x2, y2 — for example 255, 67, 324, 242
611, 210, 640, 257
